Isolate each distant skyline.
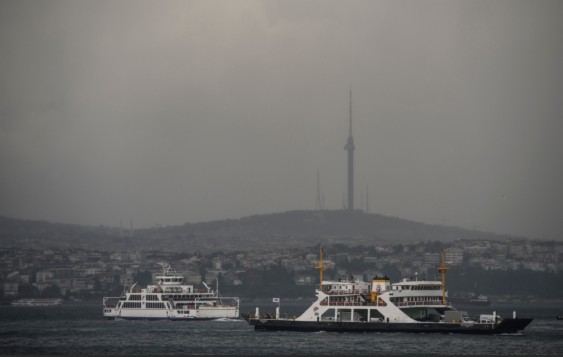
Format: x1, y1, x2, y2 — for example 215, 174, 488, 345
1, 1, 562, 240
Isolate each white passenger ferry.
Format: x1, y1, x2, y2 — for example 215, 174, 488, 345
103, 264, 239, 320
245, 249, 532, 334
12, 298, 63, 306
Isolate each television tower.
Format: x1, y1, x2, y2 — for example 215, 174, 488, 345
344, 88, 355, 210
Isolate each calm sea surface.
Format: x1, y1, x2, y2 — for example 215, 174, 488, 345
1, 300, 562, 355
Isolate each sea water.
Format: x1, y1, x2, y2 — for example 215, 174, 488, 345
1, 300, 562, 355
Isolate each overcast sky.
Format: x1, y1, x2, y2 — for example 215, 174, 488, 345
1, 0, 562, 239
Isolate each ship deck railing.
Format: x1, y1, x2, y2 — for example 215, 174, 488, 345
318, 300, 445, 308
320, 301, 364, 307
393, 301, 446, 307
319, 289, 372, 296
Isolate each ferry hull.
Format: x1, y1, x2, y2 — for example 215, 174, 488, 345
249, 318, 533, 334
105, 316, 235, 321
104, 307, 239, 320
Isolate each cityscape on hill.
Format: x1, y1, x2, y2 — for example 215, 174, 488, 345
2, 211, 562, 303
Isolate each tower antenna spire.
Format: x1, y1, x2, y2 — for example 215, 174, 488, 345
349, 85, 352, 136
366, 184, 370, 213
344, 86, 355, 210
315, 169, 322, 211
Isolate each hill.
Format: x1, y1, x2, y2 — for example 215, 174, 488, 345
0, 210, 518, 252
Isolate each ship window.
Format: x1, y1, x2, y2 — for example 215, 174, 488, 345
354, 309, 369, 322
321, 308, 336, 321
123, 302, 142, 308
369, 309, 384, 321
337, 309, 352, 322
147, 302, 165, 309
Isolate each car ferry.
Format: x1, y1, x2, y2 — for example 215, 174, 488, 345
244, 249, 532, 334
103, 264, 239, 320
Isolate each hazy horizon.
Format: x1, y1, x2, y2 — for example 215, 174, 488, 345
1, 0, 562, 240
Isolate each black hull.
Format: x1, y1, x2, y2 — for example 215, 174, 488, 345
249, 318, 532, 335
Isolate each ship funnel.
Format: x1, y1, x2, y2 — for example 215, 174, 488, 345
371, 276, 391, 294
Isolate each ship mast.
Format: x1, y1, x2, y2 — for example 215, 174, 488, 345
314, 247, 324, 284
437, 248, 450, 305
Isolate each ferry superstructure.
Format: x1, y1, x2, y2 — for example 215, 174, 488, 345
245, 249, 532, 334
103, 264, 239, 320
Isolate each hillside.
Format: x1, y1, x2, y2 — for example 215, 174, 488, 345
0, 210, 518, 252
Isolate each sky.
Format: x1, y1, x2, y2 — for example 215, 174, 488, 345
1, 0, 562, 240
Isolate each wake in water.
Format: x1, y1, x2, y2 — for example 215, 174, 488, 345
212, 318, 244, 322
